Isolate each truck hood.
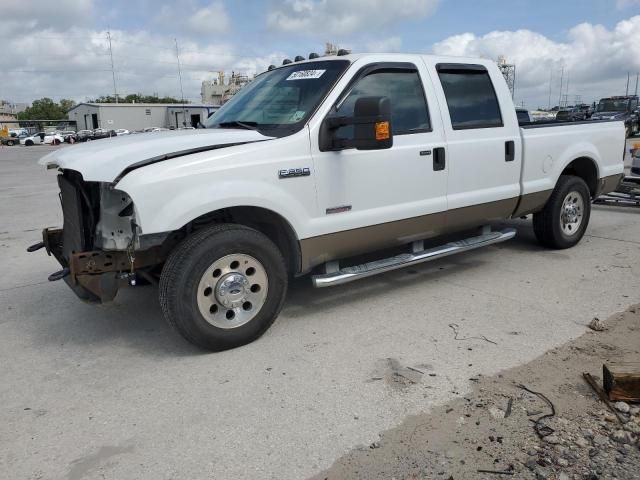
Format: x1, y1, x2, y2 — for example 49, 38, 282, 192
39, 129, 273, 182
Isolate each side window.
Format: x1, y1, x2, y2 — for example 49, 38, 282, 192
436, 65, 503, 130
336, 69, 431, 135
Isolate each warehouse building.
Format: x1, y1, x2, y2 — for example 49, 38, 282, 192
67, 103, 220, 131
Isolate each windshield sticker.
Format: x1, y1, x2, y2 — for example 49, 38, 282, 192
290, 110, 306, 122
286, 69, 326, 81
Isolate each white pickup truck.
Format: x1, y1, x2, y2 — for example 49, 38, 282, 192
31, 53, 625, 350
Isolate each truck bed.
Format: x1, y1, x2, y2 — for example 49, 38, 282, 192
519, 119, 625, 198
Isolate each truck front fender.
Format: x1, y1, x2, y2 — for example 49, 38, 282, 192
119, 178, 312, 240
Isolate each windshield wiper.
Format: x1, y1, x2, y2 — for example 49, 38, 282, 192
217, 121, 260, 130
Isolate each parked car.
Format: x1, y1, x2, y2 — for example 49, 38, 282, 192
75, 130, 94, 142
591, 95, 640, 138
31, 52, 625, 351
555, 107, 587, 122
515, 108, 532, 124
1, 132, 21, 146
91, 128, 116, 140
60, 131, 77, 143
20, 132, 43, 146
43, 133, 64, 145
577, 104, 594, 119
115, 129, 130, 136
631, 143, 640, 176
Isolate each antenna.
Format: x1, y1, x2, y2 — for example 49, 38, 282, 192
548, 68, 553, 110
626, 72, 630, 96
558, 65, 564, 108
175, 38, 187, 127
107, 28, 118, 103
635, 73, 639, 96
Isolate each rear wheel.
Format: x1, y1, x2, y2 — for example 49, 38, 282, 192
6, 140, 14, 146
159, 224, 288, 350
533, 175, 591, 249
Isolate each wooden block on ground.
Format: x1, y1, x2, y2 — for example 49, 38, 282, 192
603, 362, 640, 402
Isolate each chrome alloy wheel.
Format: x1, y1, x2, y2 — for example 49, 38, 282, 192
196, 254, 269, 329
560, 191, 584, 236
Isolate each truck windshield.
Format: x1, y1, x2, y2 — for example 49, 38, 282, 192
205, 60, 350, 137
597, 99, 629, 112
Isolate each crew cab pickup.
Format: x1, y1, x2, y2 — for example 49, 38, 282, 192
31, 53, 625, 350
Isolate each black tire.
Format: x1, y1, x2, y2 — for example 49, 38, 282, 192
533, 175, 591, 249
25, 140, 33, 146
159, 224, 288, 351
7, 140, 14, 146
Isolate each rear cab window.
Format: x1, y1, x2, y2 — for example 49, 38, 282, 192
436, 64, 503, 130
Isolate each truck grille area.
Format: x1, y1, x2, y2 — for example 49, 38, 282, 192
58, 171, 100, 261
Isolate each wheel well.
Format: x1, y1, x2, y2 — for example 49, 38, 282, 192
561, 157, 598, 196
181, 206, 301, 275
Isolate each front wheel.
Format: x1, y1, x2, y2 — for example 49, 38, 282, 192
533, 175, 591, 249
6, 140, 14, 146
159, 224, 288, 350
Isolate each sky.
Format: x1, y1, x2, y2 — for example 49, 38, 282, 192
1, 0, 639, 109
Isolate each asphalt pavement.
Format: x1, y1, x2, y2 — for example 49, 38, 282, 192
1, 143, 639, 480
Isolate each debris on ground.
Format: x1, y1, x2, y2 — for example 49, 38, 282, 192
588, 317, 607, 332
313, 304, 640, 480
604, 362, 640, 402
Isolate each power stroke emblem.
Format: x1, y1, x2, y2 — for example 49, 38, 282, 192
278, 167, 311, 179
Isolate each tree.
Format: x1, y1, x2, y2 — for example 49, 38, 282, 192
90, 93, 187, 104
17, 98, 76, 120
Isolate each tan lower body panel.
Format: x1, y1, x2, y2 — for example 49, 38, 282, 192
300, 197, 518, 272
512, 189, 552, 217
597, 174, 623, 196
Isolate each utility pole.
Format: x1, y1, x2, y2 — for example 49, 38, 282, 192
548, 68, 553, 110
175, 38, 187, 127
626, 72, 630, 96
107, 28, 118, 103
558, 65, 564, 108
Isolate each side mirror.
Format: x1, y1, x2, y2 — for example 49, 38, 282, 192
319, 96, 393, 151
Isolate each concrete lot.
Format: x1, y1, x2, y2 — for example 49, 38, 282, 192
1, 143, 639, 480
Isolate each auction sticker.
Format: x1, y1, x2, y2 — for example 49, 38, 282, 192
286, 69, 326, 80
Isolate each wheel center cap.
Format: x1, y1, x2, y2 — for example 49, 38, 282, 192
564, 205, 578, 223
216, 273, 249, 308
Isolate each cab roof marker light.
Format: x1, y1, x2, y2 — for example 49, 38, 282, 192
294, 55, 305, 62
282, 58, 292, 65
309, 52, 320, 59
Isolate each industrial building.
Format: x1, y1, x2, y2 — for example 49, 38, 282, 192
66, 103, 220, 131
201, 72, 252, 105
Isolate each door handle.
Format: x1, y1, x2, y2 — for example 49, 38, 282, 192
433, 147, 446, 171
505, 141, 515, 162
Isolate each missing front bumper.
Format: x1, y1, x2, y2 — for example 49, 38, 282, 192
30, 228, 164, 303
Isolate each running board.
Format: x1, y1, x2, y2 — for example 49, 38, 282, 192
311, 228, 517, 288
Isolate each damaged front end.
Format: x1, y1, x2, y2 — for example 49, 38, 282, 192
28, 170, 167, 303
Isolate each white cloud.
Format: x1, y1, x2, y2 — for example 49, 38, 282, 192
0, 25, 283, 104
366, 36, 402, 52
186, 2, 231, 35
0, 0, 94, 33
154, 1, 230, 36
432, 16, 640, 108
616, 0, 640, 9
267, 0, 439, 35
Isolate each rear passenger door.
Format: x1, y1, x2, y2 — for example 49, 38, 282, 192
430, 63, 522, 229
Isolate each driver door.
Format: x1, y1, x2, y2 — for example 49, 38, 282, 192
308, 61, 448, 264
